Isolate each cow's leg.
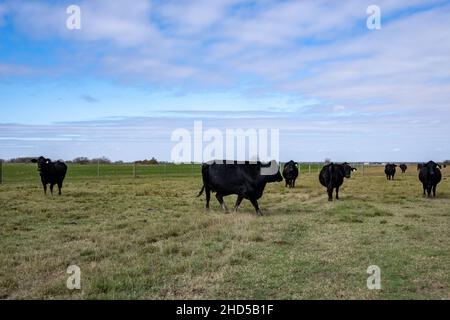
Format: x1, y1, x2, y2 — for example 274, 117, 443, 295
42, 181, 47, 195
57, 181, 63, 195
249, 198, 262, 216
327, 187, 333, 201
50, 183, 54, 195
433, 184, 437, 197
422, 184, 426, 196
285, 180, 288, 187
233, 195, 244, 212
205, 187, 211, 211
427, 186, 432, 197
216, 193, 228, 212
292, 179, 295, 188
335, 186, 340, 200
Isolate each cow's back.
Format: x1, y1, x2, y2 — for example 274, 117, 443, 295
42, 162, 67, 183
203, 161, 261, 196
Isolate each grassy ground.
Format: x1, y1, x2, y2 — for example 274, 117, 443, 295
0, 165, 449, 299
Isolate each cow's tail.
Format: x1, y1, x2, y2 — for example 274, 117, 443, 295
197, 185, 205, 197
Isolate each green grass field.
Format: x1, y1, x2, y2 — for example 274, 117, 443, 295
0, 162, 326, 183
0, 164, 449, 299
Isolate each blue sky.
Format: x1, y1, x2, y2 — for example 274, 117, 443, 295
1, 0, 450, 162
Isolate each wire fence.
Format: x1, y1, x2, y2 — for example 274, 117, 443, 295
0, 161, 375, 184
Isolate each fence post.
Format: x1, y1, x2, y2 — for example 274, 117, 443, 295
308, 163, 311, 174
133, 162, 137, 178
0, 160, 3, 184
362, 163, 365, 176
97, 160, 100, 178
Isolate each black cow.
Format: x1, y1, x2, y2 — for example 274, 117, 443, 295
31, 156, 67, 195
384, 163, 397, 180
319, 162, 357, 201
417, 163, 424, 171
418, 161, 443, 197
197, 160, 283, 216
399, 164, 407, 173
282, 160, 299, 188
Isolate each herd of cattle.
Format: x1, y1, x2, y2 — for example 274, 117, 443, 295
31, 156, 446, 216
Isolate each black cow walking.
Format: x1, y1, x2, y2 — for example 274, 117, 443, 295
31, 156, 67, 195
197, 160, 283, 216
319, 162, 357, 201
399, 164, 407, 173
282, 160, 299, 188
384, 164, 397, 180
418, 161, 443, 197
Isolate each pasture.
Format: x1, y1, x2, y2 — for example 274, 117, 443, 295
0, 164, 449, 299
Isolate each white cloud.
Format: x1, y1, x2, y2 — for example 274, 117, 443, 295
1, 0, 450, 154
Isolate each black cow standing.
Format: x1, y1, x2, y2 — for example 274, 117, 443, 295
384, 164, 397, 180
197, 160, 283, 216
282, 160, 299, 188
31, 156, 67, 195
319, 162, 357, 201
399, 164, 407, 173
418, 161, 443, 197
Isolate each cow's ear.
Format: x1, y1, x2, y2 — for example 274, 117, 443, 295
295, 162, 298, 167
46, 158, 51, 164
352, 167, 357, 171
31, 159, 37, 163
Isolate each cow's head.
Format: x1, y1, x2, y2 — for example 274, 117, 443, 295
262, 160, 283, 182
31, 156, 51, 172
425, 161, 440, 176
341, 162, 357, 178
285, 160, 298, 169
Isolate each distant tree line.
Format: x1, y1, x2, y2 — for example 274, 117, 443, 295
69, 157, 112, 164
3, 156, 160, 164
135, 157, 158, 165
7, 157, 37, 163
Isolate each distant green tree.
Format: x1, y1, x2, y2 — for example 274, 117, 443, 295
91, 157, 111, 164
72, 157, 90, 164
